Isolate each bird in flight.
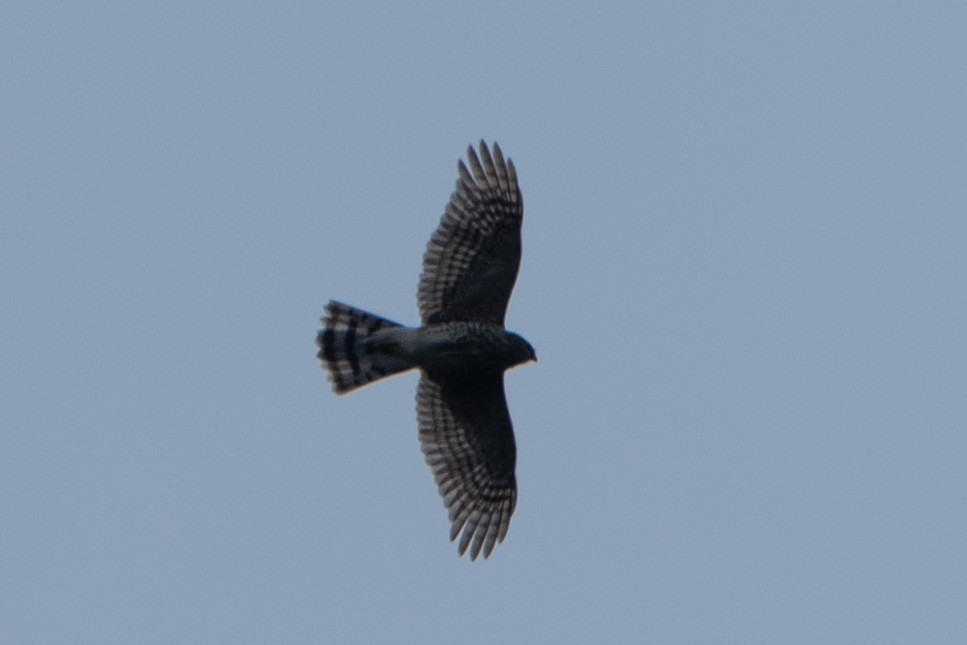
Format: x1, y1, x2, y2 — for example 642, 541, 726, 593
317, 141, 534, 560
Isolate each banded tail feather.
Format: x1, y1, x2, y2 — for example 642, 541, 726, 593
317, 301, 413, 393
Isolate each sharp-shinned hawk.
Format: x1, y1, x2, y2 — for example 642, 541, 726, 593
317, 141, 534, 560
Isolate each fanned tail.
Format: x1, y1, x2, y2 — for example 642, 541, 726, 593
317, 301, 413, 393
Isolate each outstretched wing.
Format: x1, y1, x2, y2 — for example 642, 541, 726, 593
418, 141, 523, 325
417, 374, 517, 560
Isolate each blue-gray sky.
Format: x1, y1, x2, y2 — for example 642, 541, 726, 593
2, 2, 966, 643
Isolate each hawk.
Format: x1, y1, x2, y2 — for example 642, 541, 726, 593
317, 141, 534, 560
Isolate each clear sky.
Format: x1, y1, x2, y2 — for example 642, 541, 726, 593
2, 2, 966, 643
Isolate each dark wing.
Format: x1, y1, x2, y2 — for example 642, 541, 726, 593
418, 141, 523, 325
417, 374, 517, 560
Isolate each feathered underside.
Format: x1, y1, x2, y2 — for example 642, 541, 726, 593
417, 374, 517, 560
418, 141, 523, 326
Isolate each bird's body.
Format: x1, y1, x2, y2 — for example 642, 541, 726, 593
317, 141, 533, 560
322, 308, 532, 388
